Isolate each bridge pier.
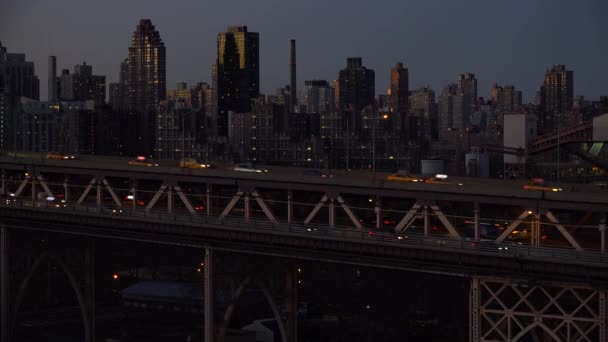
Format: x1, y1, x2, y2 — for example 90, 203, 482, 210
601, 217, 606, 254
84, 244, 96, 342
1, 226, 9, 342
469, 276, 607, 342
473, 204, 480, 241
204, 248, 214, 342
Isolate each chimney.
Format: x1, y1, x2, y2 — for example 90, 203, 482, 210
289, 39, 297, 113
48, 56, 57, 102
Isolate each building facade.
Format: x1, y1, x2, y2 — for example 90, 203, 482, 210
128, 19, 166, 113
297, 80, 335, 114
59, 62, 106, 104
337, 57, 375, 113
390, 62, 409, 114
216, 26, 260, 137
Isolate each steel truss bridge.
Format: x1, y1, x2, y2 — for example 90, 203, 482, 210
0, 156, 607, 342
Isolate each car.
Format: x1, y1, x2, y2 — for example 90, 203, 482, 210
179, 158, 213, 169
387, 172, 423, 182
424, 174, 463, 186
302, 169, 333, 177
523, 178, 562, 192
128, 156, 159, 167
46, 151, 75, 160
233, 163, 268, 173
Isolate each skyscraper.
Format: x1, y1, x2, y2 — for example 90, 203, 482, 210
494, 84, 522, 113
438, 83, 469, 141
128, 19, 166, 113
216, 26, 259, 137
459, 73, 477, 111
390, 62, 409, 113
540, 64, 573, 132
4, 53, 40, 100
59, 62, 106, 104
48, 56, 58, 102
338, 57, 375, 112
409, 87, 436, 141
298, 80, 335, 114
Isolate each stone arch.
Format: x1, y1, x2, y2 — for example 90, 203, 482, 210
219, 275, 288, 342
512, 321, 562, 342
12, 252, 91, 340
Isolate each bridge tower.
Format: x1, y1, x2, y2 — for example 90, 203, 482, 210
470, 276, 606, 341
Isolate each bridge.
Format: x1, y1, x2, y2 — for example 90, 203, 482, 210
1, 155, 607, 341
529, 114, 608, 171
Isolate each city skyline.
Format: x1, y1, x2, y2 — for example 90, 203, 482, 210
1, 0, 607, 102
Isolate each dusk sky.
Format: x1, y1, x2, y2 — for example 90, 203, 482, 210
1, 0, 607, 102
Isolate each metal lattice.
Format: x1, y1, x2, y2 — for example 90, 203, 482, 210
471, 277, 607, 342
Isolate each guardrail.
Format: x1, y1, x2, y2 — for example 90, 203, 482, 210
1, 198, 606, 265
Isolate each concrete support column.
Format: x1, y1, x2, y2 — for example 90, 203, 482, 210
167, 187, 173, 214
600, 217, 606, 254
31, 176, 36, 203
204, 248, 214, 342
474, 203, 480, 241
64, 177, 70, 204
287, 191, 293, 224
285, 267, 298, 342
244, 194, 251, 222
469, 277, 480, 342
600, 290, 606, 342
1, 170, 5, 196
130, 187, 136, 213
96, 180, 101, 208
85, 244, 96, 342
532, 213, 541, 247
329, 198, 335, 228
206, 184, 211, 217
375, 198, 381, 230
1, 226, 9, 342
423, 206, 429, 236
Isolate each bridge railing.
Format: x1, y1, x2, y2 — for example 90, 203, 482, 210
1, 198, 606, 265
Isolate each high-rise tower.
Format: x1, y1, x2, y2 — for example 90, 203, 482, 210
459, 73, 477, 111
337, 57, 375, 112
390, 62, 409, 113
128, 19, 166, 113
539, 64, 573, 132
216, 26, 259, 137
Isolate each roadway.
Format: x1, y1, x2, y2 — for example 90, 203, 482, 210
1, 197, 608, 284
1, 152, 607, 212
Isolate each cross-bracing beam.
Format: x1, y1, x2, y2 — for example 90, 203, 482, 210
36, 176, 55, 198
173, 185, 196, 215
336, 195, 363, 230
496, 210, 530, 243
394, 202, 422, 233
13, 175, 32, 198
429, 205, 460, 238
77, 178, 97, 205
545, 211, 583, 251
251, 190, 278, 224
303, 195, 328, 225
220, 191, 244, 219
145, 184, 168, 211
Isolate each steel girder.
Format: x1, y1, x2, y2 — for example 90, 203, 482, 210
470, 276, 607, 342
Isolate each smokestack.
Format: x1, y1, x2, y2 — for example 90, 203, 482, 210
289, 39, 296, 113
48, 56, 57, 102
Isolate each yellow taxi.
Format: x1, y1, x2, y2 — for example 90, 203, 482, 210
386, 172, 423, 183
179, 158, 213, 169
